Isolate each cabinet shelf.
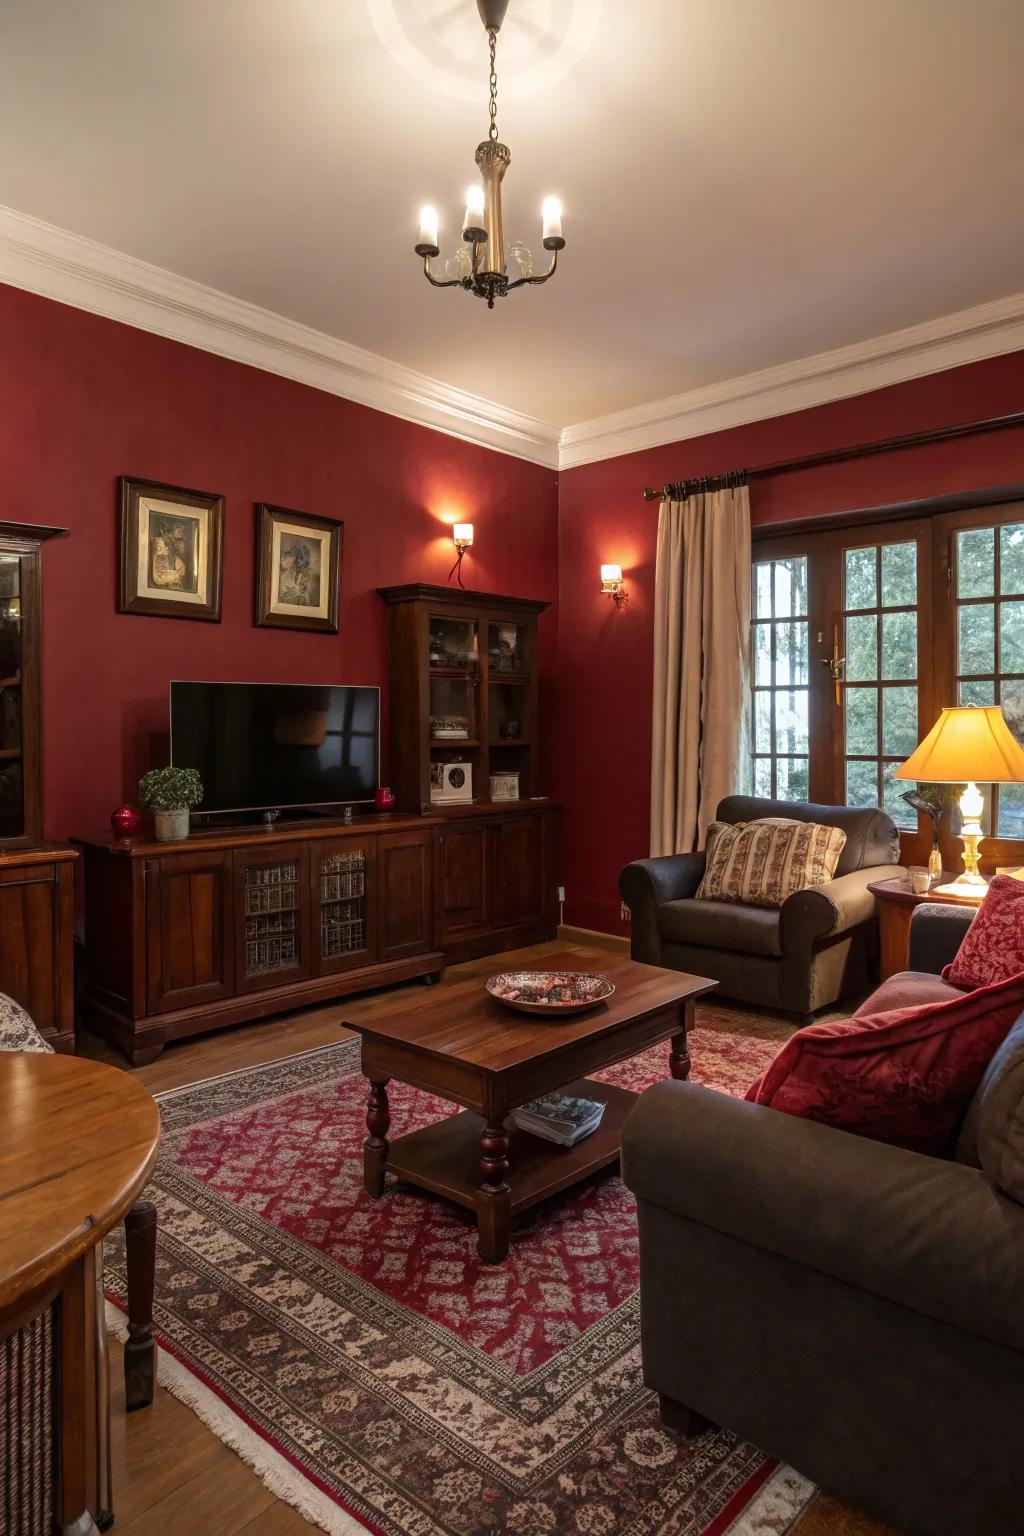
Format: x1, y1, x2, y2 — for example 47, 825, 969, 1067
0, 674, 21, 690
429, 667, 479, 680
0, 748, 22, 761
430, 738, 479, 748
490, 738, 529, 747
488, 673, 529, 685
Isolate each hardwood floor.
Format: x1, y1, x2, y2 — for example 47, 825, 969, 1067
81, 940, 892, 1536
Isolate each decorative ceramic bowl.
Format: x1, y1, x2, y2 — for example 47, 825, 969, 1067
485, 970, 615, 1017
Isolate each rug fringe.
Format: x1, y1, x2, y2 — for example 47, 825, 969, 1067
104, 1303, 370, 1536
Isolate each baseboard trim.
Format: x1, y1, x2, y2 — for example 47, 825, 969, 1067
557, 924, 630, 955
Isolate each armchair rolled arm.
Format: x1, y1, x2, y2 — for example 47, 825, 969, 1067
908, 903, 975, 975
779, 863, 900, 951
619, 853, 706, 964
621, 1079, 1024, 1352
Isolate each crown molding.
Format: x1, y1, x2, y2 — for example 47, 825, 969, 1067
0, 204, 560, 469
558, 290, 1024, 469
2, 203, 1023, 478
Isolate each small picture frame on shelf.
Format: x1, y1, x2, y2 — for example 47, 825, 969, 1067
490, 771, 520, 802
431, 761, 474, 804
119, 476, 224, 621
254, 504, 342, 633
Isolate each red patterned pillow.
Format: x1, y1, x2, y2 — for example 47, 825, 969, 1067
746, 970, 1024, 1153
942, 875, 1024, 989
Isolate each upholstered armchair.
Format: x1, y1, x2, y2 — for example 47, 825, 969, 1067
619, 795, 902, 1018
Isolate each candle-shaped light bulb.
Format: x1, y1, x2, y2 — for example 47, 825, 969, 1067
417, 204, 439, 253
542, 196, 564, 247
463, 184, 486, 242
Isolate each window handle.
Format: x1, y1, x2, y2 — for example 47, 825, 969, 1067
820, 627, 846, 704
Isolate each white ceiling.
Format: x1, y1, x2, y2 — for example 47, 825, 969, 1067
1, 0, 1023, 432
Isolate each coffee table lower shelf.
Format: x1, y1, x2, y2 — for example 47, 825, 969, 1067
380, 1078, 637, 1258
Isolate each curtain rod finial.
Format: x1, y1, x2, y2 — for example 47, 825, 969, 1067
642, 486, 663, 501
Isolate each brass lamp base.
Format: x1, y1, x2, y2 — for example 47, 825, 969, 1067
934, 783, 987, 898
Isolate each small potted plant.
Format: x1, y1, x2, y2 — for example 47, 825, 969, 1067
138, 766, 203, 842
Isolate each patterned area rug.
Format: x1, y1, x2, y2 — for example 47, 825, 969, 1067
105, 1013, 817, 1536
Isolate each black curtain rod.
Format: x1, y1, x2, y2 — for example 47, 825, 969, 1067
641, 409, 1024, 502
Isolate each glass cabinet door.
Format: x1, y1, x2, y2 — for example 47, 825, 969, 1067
0, 552, 24, 841
312, 840, 376, 972
234, 845, 311, 992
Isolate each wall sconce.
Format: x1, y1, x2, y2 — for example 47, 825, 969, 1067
449, 523, 474, 588
600, 563, 628, 609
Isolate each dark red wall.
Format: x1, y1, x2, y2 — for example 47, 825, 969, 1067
0, 285, 558, 838
554, 350, 1024, 933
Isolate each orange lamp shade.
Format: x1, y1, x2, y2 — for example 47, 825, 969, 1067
895, 705, 1024, 784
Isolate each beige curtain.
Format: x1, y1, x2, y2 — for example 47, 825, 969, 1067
650, 483, 752, 855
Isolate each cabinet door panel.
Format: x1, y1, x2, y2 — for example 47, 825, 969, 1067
494, 814, 546, 927
435, 822, 490, 940
146, 852, 234, 1013
232, 843, 311, 994
0, 865, 58, 1034
379, 829, 433, 960
310, 838, 378, 974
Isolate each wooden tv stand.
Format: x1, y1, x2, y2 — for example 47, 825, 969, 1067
73, 814, 445, 1065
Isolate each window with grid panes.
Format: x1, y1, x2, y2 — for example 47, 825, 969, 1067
953, 520, 1024, 838
750, 503, 1024, 860
751, 555, 810, 800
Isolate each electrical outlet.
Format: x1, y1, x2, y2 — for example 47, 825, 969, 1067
620, 901, 631, 922
557, 885, 566, 903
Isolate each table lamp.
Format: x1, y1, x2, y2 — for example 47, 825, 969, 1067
895, 704, 1024, 896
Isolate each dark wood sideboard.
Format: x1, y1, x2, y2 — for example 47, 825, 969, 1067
0, 844, 77, 1052
74, 802, 559, 1064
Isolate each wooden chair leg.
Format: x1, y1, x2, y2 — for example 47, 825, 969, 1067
93, 1247, 114, 1530
123, 1200, 157, 1412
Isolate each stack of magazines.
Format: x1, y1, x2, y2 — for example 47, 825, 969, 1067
512, 1092, 606, 1147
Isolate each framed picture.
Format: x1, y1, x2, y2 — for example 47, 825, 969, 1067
254, 504, 342, 633
119, 477, 224, 621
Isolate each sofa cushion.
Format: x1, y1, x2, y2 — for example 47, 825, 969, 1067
854, 970, 965, 1015
695, 818, 846, 910
746, 969, 1024, 1153
941, 874, 1024, 989
658, 897, 782, 957
716, 795, 899, 877
956, 1014, 1024, 1202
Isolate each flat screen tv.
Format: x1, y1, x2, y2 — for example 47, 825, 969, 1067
170, 681, 380, 815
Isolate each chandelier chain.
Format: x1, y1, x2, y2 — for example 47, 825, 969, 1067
487, 27, 498, 141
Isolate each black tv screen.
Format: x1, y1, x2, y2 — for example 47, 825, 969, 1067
170, 681, 379, 814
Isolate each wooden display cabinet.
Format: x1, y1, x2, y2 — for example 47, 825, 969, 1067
0, 522, 76, 1052
75, 816, 444, 1064
378, 584, 559, 961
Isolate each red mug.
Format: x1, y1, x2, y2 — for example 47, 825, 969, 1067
374, 786, 396, 811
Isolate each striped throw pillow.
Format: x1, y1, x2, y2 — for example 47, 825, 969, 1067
696, 818, 847, 909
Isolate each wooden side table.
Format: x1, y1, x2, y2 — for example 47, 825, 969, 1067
867, 876, 982, 980
0, 1054, 160, 1535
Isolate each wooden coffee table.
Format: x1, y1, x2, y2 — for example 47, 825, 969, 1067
344, 950, 716, 1262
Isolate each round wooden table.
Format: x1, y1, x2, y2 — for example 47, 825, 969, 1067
0, 1053, 160, 1536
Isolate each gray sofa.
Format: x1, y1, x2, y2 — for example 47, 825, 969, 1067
619, 795, 901, 1018
621, 904, 1022, 1536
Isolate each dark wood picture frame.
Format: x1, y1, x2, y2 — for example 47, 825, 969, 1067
254, 504, 342, 633
119, 476, 224, 622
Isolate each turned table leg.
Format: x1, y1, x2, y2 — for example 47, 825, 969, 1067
669, 998, 695, 1081
364, 1080, 391, 1197
124, 1200, 157, 1412
477, 1119, 511, 1264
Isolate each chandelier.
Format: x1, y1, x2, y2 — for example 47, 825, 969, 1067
413, 0, 565, 309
